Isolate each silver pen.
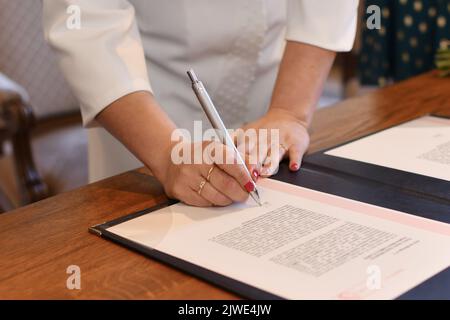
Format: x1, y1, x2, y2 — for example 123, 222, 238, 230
187, 69, 262, 206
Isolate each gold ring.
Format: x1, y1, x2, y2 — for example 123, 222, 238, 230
197, 180, 207, 196
206, 166, 215, 182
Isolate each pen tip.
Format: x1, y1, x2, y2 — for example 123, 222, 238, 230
250, 190, 262, 206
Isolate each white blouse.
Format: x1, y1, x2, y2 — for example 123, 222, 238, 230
43, 0, 358, 181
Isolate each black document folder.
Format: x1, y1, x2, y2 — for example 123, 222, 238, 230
90, 162, 450, 300
90, 115, 450, 300
302, 114, 450, 204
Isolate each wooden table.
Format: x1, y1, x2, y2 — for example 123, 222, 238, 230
1, 72, 449, 299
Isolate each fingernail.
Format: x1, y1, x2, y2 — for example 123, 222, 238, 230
252, 169, 259, 179
244, 181, 255, 192
291, 163, 299, 171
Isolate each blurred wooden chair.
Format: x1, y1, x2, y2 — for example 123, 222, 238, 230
0, 76, 48, 212
0, 0, 81, 212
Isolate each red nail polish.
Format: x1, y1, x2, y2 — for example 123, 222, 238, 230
244, 181, 255, 192
291, 163, 299, 170
252, 169, 259, 179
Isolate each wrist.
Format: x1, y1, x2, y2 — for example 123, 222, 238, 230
143, 130, 178, 183
267, 107, 310, 129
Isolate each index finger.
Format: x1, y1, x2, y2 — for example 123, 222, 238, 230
211, 143, 255, 193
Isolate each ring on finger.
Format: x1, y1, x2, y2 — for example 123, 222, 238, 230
279, 143, 288, 152
197, 179, 207, 196
206, 166, 215, 182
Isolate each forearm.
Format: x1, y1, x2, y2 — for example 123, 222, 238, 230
96, 91, 177, 180
270, 41, 336, 126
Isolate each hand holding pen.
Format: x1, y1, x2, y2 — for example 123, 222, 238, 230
187, 69, 262, 206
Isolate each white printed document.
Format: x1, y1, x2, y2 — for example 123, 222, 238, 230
107, 179, 450, 299
325, 115, 450, 181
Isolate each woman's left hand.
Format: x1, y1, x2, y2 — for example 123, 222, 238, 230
237, 109, 310, 178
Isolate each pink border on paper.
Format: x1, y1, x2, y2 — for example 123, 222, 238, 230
260, 179, 450, 236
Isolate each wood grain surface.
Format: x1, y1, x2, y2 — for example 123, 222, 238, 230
0, 71, 449, 299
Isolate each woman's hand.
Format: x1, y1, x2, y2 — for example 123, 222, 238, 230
238, 109, 310, 177
236, 41, 334, 177
96, 92, 255, 207
156, 141, 256, 207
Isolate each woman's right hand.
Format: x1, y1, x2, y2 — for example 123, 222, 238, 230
156, 141, 258, 207
96, 92, 256, 207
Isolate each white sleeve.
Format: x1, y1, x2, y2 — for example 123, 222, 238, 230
43, 0, 152, 127
285, 0, 359, 52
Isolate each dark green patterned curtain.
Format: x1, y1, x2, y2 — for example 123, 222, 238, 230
359, 0, 450, 86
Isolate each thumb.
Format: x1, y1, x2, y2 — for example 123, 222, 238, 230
288, 143, 307, 171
